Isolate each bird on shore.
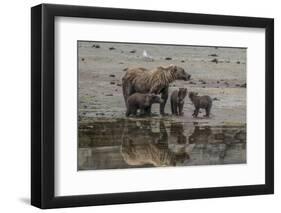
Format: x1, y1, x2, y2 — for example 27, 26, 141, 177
142, 50, 154, 62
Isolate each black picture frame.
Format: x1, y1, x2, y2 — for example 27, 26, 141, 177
31, 3, 274, 209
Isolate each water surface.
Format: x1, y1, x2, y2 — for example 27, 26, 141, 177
78, 118, 246, 170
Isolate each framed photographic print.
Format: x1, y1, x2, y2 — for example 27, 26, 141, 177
31, 3, 274, 209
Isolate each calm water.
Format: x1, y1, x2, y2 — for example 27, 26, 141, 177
78, 119, 246, 170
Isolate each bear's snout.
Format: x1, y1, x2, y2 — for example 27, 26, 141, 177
185, 73, 191, 81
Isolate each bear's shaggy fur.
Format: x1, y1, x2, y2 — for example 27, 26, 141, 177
170, 88, 187, 115
125, 93, 163, 117
189, 92, 212, 118
122, 65, 191, 115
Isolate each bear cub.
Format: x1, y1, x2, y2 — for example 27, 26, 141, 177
126, 93, 163, 117
170, 88, 187, 115
189, 92, 212, 118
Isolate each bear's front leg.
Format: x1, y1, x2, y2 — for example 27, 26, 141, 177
144, 106, 152, 116
179, 102, 184, 116
160, 87, 169, 115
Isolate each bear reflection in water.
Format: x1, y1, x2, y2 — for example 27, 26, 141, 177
121, 121, 190, 167
78, 119, 246, 170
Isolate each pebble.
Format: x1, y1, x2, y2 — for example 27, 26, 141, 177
240, 83, 247, 88
92, 44, 100, 48
109, 74, 115, 77
109, 47, 115, 50
199, 80, 206, 84
211, 58, 218, 63
165, 57, 172, 60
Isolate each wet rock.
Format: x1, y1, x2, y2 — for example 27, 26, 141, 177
211, 58, 218, 63
105, 93, 113, 96
81, 58, 85, 61
119, 62, 124, 64
199, 79, 206, 84
165, 57, 172, 60
109, 74, 115, 77
109, 47, 115, 50
217, 81, 220, 84
236, 61, 240, 64
130, 50, 136, 53
123, 67, 128, 71
209, 54, 218, 57
213, 97, 220, 101
110, 81, 115, 85
240, 83, 247, 88
181, 60, 185, 63
189, 81, 196, 85
92, 44, 100, 48
83, 105, 88, 108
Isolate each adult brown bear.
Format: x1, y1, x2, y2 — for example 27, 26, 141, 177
122, 65, 191, 115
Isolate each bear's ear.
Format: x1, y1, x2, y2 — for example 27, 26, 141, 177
166, 64, 177, 74
168, 64, 176, 70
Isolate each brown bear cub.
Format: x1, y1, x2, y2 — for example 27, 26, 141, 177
170, 88, 187, 115
126, 93, 163, 117
188, 92, 212, 118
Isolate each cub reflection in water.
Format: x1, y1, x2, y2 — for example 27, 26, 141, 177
120, 120, 190, 167
189, 126, 212, 144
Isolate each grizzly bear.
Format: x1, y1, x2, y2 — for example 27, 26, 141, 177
122, 64, 191, 115
125, 93, 163, 117
188, 92, 212, 118
170, 88, 187, 115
